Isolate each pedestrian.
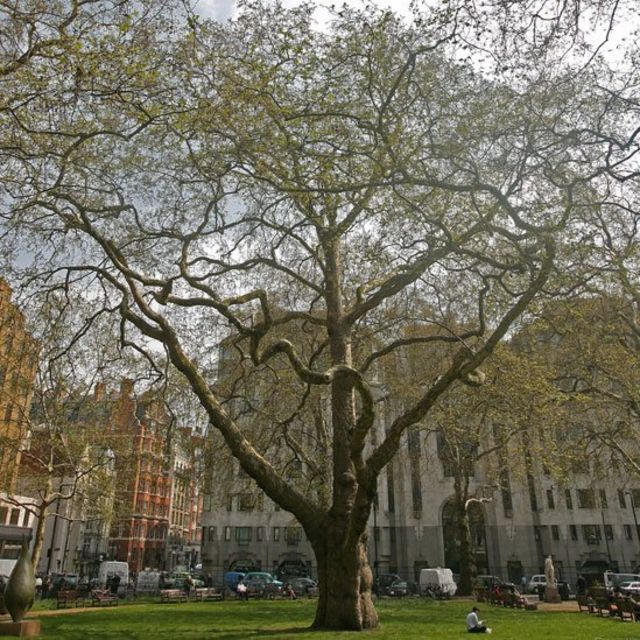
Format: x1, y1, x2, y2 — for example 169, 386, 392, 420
110, 573, 121, 595
184, 574, 193, 597
466, 606, 492, 634
236, 580, 248, 601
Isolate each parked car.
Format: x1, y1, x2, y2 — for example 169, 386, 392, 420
223, 571, 246, 592
604, 572, 640, 592
373, 573, 401, 596
388, 579, 409, 598
475, 575, 504, 590
243, 572, 283, 598
287, 577, 318, 597
619, 581, 640, 596
51, 573, 79, 594
527, 574, 547, 594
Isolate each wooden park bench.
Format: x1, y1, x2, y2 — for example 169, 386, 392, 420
91, 589, 119, 607
160, 589, 188, 603
615, 597, 636, 622
56, 589, 87, 609
576, 594, 595, 613
193, 587, 224, 602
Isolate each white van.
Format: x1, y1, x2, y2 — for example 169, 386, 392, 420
419, 567, 457, 597
135, 569, 161, 593
98, 561, 129, 591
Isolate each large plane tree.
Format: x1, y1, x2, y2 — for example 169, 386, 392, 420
2, 0, 638, 630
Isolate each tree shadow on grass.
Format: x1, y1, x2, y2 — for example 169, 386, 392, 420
213, 627, 321, 640
210, 626, 320, 639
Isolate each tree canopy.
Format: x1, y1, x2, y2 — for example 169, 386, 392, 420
1, 0, 639, 630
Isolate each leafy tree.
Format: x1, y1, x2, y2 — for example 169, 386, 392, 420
2, 0, 638, 630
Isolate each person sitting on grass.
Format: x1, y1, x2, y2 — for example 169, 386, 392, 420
466, 606, 492, 634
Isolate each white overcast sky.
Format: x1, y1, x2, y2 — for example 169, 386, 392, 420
194, 0, 414, 23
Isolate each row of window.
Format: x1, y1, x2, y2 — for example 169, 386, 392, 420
533, 523, 637, 543
507, 486, 640, 514
548, 488, 639, 510
202, 525, 303, 546
0, 506, 30, 527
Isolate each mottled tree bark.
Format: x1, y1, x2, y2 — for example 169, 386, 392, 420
310, 524, 378, 630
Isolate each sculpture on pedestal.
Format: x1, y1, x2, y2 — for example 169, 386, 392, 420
544, 555, 556, 587
3, 539, 35, 623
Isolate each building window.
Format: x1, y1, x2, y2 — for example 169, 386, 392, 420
256, 526, 264, 542
208, 526, 216, 542
551, 525, 560, 541
9, 509, 19, 525
533, 526, 541, 541
618, 489, 627, 509
285, 526, 302, 546
599, 489, 608, 509
0, 507, 7, 525
22, 511, 30, 527
569, 525, 578, 541
624, 524, 633, 540
272, 527, 280, 542
582, 524, 601, 544
226, 494, 233, 512
577, 489, 596, 509
546, 489, 555, 510
565, 489, 573, 510
604, 524, 613, 541
224, 526, 231, 541
386, 465, 395, 513
238, 494, 255, 512
235, 527, 252, 546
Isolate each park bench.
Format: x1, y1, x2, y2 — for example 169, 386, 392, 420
91, 589, 119, 607
615, 597, 636, 622
194, 587, 224, 602
475, 588, 488, 603
576, 594, 595, 613
160, 589, 189, 603
593, 596, 612, 617
56, 589, 87, 609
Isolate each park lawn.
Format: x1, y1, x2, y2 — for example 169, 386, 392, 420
34, 597, 638, 640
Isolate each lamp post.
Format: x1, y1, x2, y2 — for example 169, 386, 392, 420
372, 492, 379, 581
628, 491, 640, 564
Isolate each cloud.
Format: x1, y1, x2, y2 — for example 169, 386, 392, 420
194, 0, 236, 22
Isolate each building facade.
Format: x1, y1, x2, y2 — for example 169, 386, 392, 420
0, 278, 38, 490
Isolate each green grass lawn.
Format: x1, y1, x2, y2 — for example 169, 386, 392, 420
31, 598, 639, 640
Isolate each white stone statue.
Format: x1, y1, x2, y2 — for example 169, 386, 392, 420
544, 555, 556, 586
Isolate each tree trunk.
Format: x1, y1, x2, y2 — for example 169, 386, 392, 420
30, 501, 48, 571
310, 522, 378, 630
457, 511, 476, 596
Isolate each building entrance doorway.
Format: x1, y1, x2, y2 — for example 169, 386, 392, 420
442, 499, 488, 574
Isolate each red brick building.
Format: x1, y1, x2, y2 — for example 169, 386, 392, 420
0, 279, 39, 490
105, 380, 172, 573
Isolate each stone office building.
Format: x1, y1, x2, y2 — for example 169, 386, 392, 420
199, 416, 640, 587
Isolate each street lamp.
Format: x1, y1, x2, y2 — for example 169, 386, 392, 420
372, 492, 379, 580
627, 491, 640, 560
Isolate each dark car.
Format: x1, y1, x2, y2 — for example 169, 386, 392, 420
388, 579, 409, 597
52, 573, 79, 595
243, 572, 283, 598
288, 577, 318, 597
475, 575, 504, 589
374, 573, 402, 596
